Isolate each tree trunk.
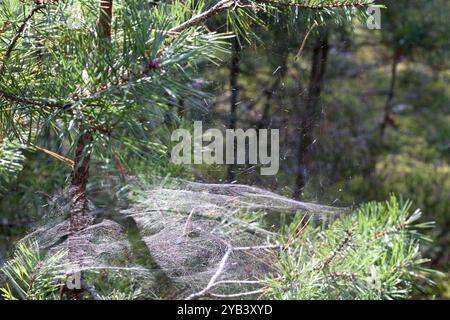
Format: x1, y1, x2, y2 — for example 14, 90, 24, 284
294, 30, 329, 200
380, 48, 400, 141
227, 37, 240, 182
66, 0, 113, 299
66, 128, 93, 299
67, 131, 93, 299
69, 130, 93, 233
256, 68, 285, 132
68, 0, 113, 233
98, 0, 113, 40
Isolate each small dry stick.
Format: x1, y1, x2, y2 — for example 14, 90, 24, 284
185, 242, 281, 300
182, 208, 196, 237
185, 245, 233, 300
209, 288, 266, 298
295, 21, 318, 60
31, 143, 75, 168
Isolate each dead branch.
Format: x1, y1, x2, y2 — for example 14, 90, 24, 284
169, 0, 235, 34
185, 243, 280, 300
209, 288, 265, 298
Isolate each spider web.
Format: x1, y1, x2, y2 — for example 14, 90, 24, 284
19, 178, 345, 299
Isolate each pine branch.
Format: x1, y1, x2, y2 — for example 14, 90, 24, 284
1, 0, 374, 111
260, 0, 373, 10
315, 228, 353, 271
168, 0, 235, 34
0, 89, 70, 109
169, 0, 373, 35
0, 5, 46, 72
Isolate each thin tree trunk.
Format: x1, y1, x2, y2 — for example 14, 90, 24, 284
98, 0, 113, 40
66, 0, 113, 299
294, 30, 329, 200
66, 127, 93, 299
227, 37, 240, 182
69, 130, 93, 233
256, 70, 284, 132
380, 48, 400, 141
68, 0, 113, 231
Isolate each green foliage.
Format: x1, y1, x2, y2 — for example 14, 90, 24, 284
0, 0, 375, 170
0, 241, 66, 300
374, 155, 450, 224
0, 139, 26, 193
380, 0, 449, 61
0, 0, 231, 172
0, 241, 149, 300
266, 196, 434, 299
83, 270, 149, 300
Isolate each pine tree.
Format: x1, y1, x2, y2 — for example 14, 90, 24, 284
378, 0, 449, 140
0, 0, 375, 298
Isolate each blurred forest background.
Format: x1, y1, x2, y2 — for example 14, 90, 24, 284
0, 0, 449, 299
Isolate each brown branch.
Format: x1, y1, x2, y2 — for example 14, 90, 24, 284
168, 0, 235, 34
66, 4, 115, 300
0, 89, 69, 109
373, 223, 406, 240
295, 21, 318, 60
27, 261, 44, 295
31, 143, 75, 168
69, 130, 93, 231
168, 0, 373, 37
260, 0, 373, 10
1, 5, 46, 72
